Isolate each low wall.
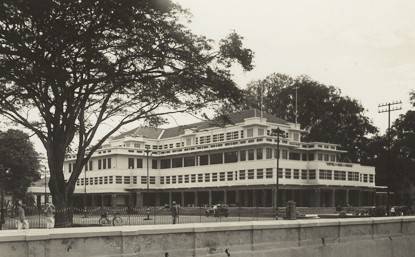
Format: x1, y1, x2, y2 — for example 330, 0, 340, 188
0, 217, 414, 257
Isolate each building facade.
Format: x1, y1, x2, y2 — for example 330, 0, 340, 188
63, 110, 376, 208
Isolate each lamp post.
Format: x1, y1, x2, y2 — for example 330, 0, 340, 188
144, 147, 152, 205
44, 166, 48, 204
271, 128, 284, 219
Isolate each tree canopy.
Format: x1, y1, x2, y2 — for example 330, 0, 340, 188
243, 73, 377, 162
0, 129, 40, 200
0, 0, 253, 225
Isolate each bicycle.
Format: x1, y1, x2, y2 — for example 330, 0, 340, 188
98, 212, 123, 226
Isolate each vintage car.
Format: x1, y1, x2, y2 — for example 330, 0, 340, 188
205, 204, 229, 217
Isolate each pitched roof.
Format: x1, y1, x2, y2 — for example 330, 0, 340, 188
112, 109, 288, 140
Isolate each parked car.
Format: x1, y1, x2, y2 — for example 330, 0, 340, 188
205, 204, 229, 217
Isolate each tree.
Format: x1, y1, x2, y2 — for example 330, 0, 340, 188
0, 0, 253, 226
244, 73, 377, 162
0, 130, 40, 200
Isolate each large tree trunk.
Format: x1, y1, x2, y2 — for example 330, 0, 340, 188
47, 140, 75, 227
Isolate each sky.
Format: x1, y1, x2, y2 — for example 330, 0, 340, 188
174, 0, 415, 132
2, 0, 414, 155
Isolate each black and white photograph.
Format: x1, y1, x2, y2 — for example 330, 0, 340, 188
0, 0, 414, 256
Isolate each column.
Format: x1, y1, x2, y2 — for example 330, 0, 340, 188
91, 194, 96, 207
100, 195, 104, 208
208, 190, 212, 206
181, 191, 185, 207
345, 189, 350, 206
252, 190, 257, 207
111, 194, 117, 208
135, 192, 143, 208
223, 189, 227, 205
168, 191, 172, 206
358, 190, 362, 206
194, 191, 199, 207
331, 189, 335, 207
244, 190, 249, 207
262, 189, 267, 207
313, 189, 321, 207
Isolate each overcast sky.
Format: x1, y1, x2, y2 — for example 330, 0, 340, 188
174, 0, 415, 132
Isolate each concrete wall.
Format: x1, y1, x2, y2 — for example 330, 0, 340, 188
1, 217, 414, 257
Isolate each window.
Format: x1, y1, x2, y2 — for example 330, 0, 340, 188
224, 151, 238, 163
104, 176, 108, 184
160, 159, 171, 169
199, 155, 209, 165
191, 174, 196, 183
239, 170, 246, 180
68, 163, 72, 173
257, 169, 263, 179
184, 156, 195, 167
150, 176, 155, 184
178, 175, 183, 183
285, 169, 292, 179
240, 130, 244, 138
256, 148, 263, 160
88, 161, 93, 171
301, 153, 308, 161
334, 170, 346, 180
248, 169, 255, 179
240, 150, 246, 161
369, 174, 374, 183
171, 176, 177, 184
212, 173, 218, 182
205, 173, 210, 182
94, 177, 98, 185
102, 158, 107, 169
323, 154, 329, 161
160, 177, 164, 184
186, 138, 192, 146
258, 128, 264, 136
116, 176, 122, 184
281, 150, 288, 159
99, 177, 103, 184
318, 153, 323, 161
166, 176, 171, 184
347, 172, 359, 181
124, 176, 130, 184
247, 128, 253, 137
219, 172, 225, 181
198, 174, 203, 182
248, 149, 255, 160
289, 152, 301, 160
309, 170, 316, 179
330, 155, 336, 162
293, 132, 300, 141
308, 153, 315, 161
152, 160, 158, 169
141, 176, 147, 184
319, 170, 332, 180
210, 153, 223, 164
293, 169, 299, 179
137, 158, 143, 168
277, 168, 283, 178
109, 176, 113, 184
266, 148, 272, 159
107, 158, 111, 169
266, 168, 273, 178
301, 170, 308, 179
227, 171, 233, 181
172, 157, 183, 168
128, 158, 134, 169
363, 174, 368, 182
98, 159, 102, 170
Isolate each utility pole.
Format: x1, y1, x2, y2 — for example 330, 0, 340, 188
271, 128, 284, 219
144, 147, 152, 206
378, 100, 402, 215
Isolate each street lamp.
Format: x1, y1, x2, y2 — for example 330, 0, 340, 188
144, 146, 152, 205
0, 166, 11, 230
271, 128, 284, 219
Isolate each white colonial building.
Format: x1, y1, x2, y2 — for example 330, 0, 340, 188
62, 110, 377, 208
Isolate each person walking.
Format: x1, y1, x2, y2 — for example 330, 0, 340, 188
45, 203, 55, 229
16, 200, 29, 230
170, 201, 179, 224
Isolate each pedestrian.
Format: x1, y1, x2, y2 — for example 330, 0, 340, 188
45, 203, 55, 229
16, 200, 29, 230
170, 201, 179, 224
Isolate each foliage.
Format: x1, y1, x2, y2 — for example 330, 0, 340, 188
0, 129, 40, 200
0, 0, 253, 225
244, 73, 377, 162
